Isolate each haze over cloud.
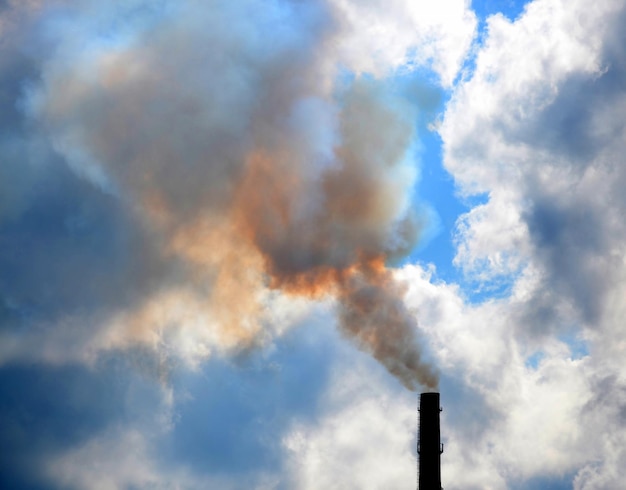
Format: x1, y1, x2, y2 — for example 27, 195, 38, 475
1, 0, 626, 488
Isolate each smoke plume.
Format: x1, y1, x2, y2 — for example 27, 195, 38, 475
2, 0, 438, 389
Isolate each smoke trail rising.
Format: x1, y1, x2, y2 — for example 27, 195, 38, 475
3, 0, 438, 389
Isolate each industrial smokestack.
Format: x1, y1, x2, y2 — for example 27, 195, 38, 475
418, 392, 443, 490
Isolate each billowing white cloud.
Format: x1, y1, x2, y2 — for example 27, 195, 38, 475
329, 0, 476, 84
47, 426, 283, 490
442, 0, 626, 332
48, 429, 176, 490
283, 342, 418, 490
397, 264, 604, 488
437, 0, 626, 486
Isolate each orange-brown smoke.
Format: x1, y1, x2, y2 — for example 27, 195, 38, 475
31, 2, 439, 390
224, 83, 438, 390
337, 259, 438, 390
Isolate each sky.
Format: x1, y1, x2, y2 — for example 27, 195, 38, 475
1, 0, 626, 488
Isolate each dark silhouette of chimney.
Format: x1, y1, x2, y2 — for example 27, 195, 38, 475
418, 392, 443, 490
